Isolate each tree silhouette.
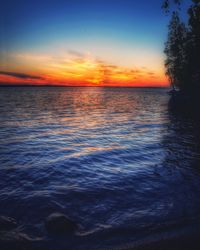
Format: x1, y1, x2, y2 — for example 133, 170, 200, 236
188, 1, 200, 91
164, 12, 187, 90
163, 0, 200, 94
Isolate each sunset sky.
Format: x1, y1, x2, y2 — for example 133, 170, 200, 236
0, 0, 173, 87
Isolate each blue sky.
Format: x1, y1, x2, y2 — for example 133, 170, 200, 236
1, 0, 168, 57
0, 0, 190, 86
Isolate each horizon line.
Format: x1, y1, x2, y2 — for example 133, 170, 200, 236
0, 84, 169, 88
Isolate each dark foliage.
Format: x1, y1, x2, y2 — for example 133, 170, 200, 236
163, 0, 200, 94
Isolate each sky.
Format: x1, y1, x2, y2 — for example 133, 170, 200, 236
0, 0, 173, 87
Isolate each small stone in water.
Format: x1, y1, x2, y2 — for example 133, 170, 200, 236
45, 213, 77, 235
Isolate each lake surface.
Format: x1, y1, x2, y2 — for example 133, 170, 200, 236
0, 87, 200, 249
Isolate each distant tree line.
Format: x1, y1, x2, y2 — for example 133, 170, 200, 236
163, 0, 200, 94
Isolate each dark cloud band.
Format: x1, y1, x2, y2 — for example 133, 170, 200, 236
0, 71, 43, 80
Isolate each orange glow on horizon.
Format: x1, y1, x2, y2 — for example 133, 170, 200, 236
0, 52, 169, 87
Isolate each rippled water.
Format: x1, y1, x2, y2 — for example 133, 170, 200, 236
0, 87, 200, 249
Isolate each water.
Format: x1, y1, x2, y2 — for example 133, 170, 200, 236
0, 87, 200, 249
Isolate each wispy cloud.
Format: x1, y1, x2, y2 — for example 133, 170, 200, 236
67, 50, 87, 58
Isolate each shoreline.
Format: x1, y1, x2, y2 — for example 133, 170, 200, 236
127, 233, 200, 250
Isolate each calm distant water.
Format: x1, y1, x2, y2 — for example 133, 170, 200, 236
0, 87, 200, 249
